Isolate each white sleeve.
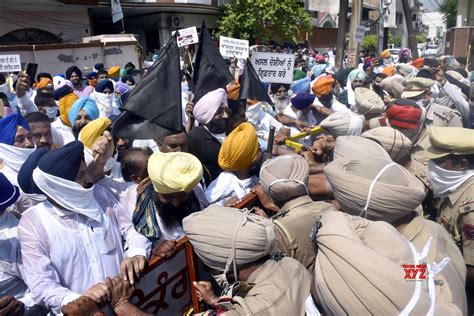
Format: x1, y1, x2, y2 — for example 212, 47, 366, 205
15, 93, 38, 116
442, 81, 470, 123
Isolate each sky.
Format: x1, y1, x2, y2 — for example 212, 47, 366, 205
423, 0, 441, 12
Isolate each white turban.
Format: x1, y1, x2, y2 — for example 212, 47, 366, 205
362, 126, 413, 163
320, 112, 364, 137
183, 205, 275, 277
193, 88, 228, 124
325, 157, 425, 222
148, 152, 203, 194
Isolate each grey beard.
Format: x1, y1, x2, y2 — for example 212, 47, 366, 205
273, 96, 290, 112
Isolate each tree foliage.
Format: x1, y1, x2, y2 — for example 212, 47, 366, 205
362, 35, 377, 52
416, 34, 426, 43
439, 0, 458, 29
216, 0, 312, 44
388, 31, 402, 47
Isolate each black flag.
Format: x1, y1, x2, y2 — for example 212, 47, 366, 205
192, 22, 233, 103
238, 59, 273, 104
112, 35, 182, 139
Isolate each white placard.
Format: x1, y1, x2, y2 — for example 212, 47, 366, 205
176, 26, 199, 47
250, 52, 295, 84
0, 54, 21, 73
355, 26, 366, 42
219, 36, 249, 59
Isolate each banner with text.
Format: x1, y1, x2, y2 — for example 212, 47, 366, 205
176, 26, 199, 47
219, 36, 249, 59
250, 52, 294, 84
0, 54, 21, 73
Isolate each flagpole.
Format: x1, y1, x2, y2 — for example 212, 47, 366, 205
121, 18, 125, 34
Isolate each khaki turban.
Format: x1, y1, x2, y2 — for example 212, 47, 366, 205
354, 87, 385, 115
320, 112, 364, 137
148, 152, 203, 194
314, 212, 458, 315
183, 205, 275, 276
380, 75, 405, 99
259, 155, 309, 203
333, 136, 392, 161
362, 126, 413, 163
324, 157, 425, 223
218, 122, 259, 171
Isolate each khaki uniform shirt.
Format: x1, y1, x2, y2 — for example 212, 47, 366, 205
410, 128, 432, 188
436, 177, 474, 267
225, 257, 311, 316
272, 195, 336, 272
398, 215, 467, 314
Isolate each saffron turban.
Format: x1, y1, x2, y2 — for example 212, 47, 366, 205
79, 117, 112, 150
0, 113, 30, 145
362, 126, 413, 163
108, 66, 121, 79
95, 79, 114, 93
58, 92, 79, 127
259, 154, 309, 203
0, 173, 19, 211
354, 87, 385, 115
348, 69, 366, 82
311, 75, 334, 97
333, 136, 391, 161
148, 151, 203, 194
411, 58, 424, 69
193, 88, 228, 124
380, 49, 391, 59
382, 65, 396, 77
65, 66, 82, 80
320, 112, 364, 137
380, 75, 405, 98
35, 78, 53, 90
218, 122, 259, 172
386, 99, 423, 130
290, 93, 315, 110
183, 205, 275, 276
314, 211, 458, 315
68, 97, 100, 126
325, 157, 425, 222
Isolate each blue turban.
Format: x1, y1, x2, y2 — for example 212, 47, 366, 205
68, 97, 100, 125
0, 113, 30, 145
290, 93, 315, 110
311, 64, 327, 78
291, 77, 311, 94
65, 66, 82, 80
86, 72, 98, 80
17, 148, 48, 194
348, 69, 367, 83
0, 173, 19, 212
53, 85, 73, 101
95, 79, 114, 93
38, 141, 84, 182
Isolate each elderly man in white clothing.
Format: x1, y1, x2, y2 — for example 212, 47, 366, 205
18, 139, 151, 314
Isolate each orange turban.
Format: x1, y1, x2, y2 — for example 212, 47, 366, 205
35, 78, 53, 90
218, 122, 259, 171
380, 49, 391, 59
59, 92, 79, 127
108, 66, 121, 78
382, 65, 396, 77
411, 58, 424, 69
311, 75, 335, 97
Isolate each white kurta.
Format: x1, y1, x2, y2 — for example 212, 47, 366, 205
205, 171, 259, 206
51, 119, 75, 147
18, 184, 150, 314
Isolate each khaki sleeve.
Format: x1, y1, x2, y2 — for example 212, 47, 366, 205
461, 211, 474, 266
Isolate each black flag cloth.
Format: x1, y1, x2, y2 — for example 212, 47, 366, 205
238, 59, 273, 104
112, 35, 182, 139
192, 22, 233, 103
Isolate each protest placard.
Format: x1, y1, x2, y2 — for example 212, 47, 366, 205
355, 26, 366, 42
250, 52, 295, 84
0, 54, 21, 73
176, 26, 199, 47
219, 36, 249, 59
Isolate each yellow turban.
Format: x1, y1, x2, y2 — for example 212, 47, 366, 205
108, 66, 121, 78
380, 49, 391, 59
218, 122, 259, 171
79, 117, 112, 149
59, 93, 79, 127
148, 152, 203, 194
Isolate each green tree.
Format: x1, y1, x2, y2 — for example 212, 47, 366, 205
388, 30, 402, 47
362, 35, 377, 52
216, 0, 312, 44
416, 34, 426, 43
439, 0, 458, 29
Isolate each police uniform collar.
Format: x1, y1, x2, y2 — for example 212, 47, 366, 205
447, 176, 474, 205
396, 214, 425, 242
279, 195, 313, 213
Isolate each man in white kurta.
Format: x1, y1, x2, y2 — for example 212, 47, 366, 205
18, 141, 150, 314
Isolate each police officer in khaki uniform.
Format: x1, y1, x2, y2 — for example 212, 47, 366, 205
258, 155, 337, 272
426, 126, 474, 311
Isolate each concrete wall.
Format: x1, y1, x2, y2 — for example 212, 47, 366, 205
421, 12, 445, 41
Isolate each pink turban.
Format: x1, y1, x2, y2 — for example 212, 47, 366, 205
193, 88, 228, 124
